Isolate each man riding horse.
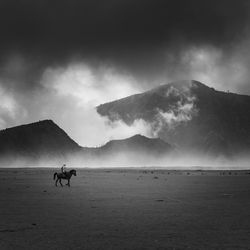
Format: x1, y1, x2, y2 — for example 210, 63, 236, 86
61, 164, 66, 176
54, 164, 77, 187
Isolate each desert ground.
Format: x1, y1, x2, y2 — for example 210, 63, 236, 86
1, 168, 250, 249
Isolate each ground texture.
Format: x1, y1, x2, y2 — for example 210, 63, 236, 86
1, 168, 250, 249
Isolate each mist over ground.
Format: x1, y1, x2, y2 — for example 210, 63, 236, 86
2, 147, 250, 170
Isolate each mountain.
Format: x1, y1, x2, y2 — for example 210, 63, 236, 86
0, 120, 80, 162
97, 80, 250, 156
0, 120, 174, 166
96, 134, 173, 155
82, 134, 175, 166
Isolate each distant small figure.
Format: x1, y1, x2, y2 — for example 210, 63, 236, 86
61, 164, 66, 175
54, 169, 77, 187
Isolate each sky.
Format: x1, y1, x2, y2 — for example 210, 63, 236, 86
0, 0, 250, 146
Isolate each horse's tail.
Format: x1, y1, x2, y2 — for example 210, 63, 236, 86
53, 172, 57, 180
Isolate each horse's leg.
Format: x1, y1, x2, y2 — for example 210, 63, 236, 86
55, 178, 58, 187
59, 178, 63, 187
65, 179, 70, 187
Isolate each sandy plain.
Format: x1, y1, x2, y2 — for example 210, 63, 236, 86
1, 168, 250, 249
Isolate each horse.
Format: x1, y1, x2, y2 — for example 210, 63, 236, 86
53, 169, 77, 187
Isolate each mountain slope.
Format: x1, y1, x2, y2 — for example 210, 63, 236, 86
0, 120, 80, 159
97, 80, 250, 156
0, 120, 175, 166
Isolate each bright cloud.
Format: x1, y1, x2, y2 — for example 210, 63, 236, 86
38, 63, 146, 146
41, 63, 139, 107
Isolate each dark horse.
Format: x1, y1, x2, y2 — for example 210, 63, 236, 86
53, 169, 77, 187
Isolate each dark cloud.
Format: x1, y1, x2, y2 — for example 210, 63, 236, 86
0, 0, 249, 60
0, 0, 248, 89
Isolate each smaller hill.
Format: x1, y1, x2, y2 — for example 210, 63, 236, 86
81, 134, 175, 166
98, 134, 174, 155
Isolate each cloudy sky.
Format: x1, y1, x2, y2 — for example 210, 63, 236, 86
0, 0, 250, 146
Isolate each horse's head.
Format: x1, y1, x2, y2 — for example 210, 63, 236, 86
70, 169, 77, 176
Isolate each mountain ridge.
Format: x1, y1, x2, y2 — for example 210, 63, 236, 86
0, 120, 174, 165
96, 80, 250, 156
0, 119, 80, 160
